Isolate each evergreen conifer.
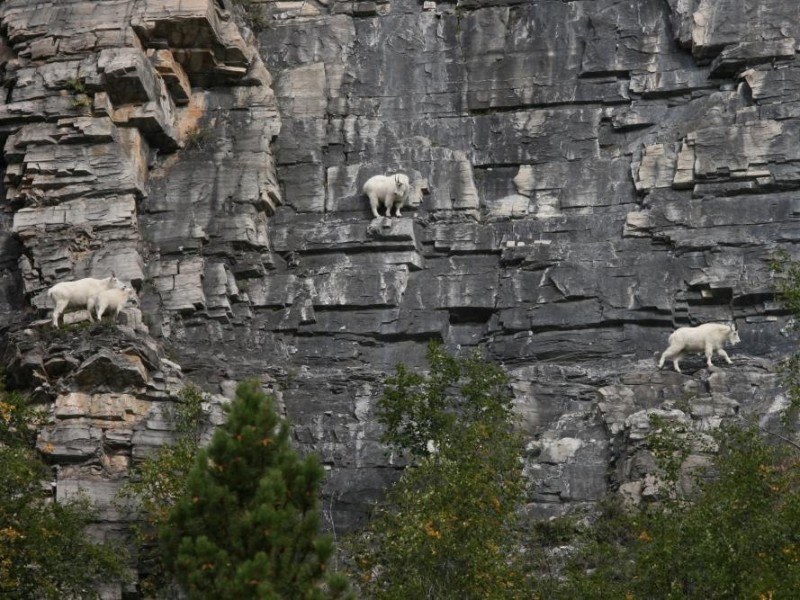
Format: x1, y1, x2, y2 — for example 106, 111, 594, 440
160, 380, 351, 599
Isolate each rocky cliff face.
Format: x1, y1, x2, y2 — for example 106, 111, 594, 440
0, 0, 798, 592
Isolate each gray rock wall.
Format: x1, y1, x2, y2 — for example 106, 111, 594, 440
249, 0, 799, 525
0, 0, 799, 586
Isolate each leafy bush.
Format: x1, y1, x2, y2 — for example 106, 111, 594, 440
770, 249, 800, 422
118, 384, 208, 597
535, 426, 800, 600
183, 126, 213, 151
350, 342, 528, 599
0, 386, 127, 598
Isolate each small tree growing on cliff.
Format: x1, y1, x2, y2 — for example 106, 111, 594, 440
351, 341, 528, 599
118, 384, 208, 597
0, 385, 126, 598
771, 249, 800, 421
160, 380, 351, 599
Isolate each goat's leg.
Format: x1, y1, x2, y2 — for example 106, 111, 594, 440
705, 343, 715, 369
368, 193, 381, 219
52, 299, 69, 328
393, 194, 403, 217
96, 300, 107, 321
659, 346, 677, 370
717, 348, 732, 364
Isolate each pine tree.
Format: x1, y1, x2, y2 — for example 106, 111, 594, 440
160, 380, 351, 599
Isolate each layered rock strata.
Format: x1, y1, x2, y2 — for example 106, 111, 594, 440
0, 0, 279, 595
0, 3, 799, 594
243, 0, 800, 526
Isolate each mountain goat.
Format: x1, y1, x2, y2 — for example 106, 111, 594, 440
658, 322, 740, 373
363, 173, 411, 218
47, 275, 124, 328
89, 284, 138, 323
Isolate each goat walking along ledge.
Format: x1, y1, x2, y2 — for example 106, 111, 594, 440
658, 322, 741, 373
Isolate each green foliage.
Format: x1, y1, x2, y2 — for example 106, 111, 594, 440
351, 342, 528, 599
65, 78, 86, 94
118, 385, 209, 597
160, 380, 351, 599
183, 125, 213, 151
770, 249, 800, 319
378, 341, 516, 459
533, 426, 800, 600
65, 78, 92, 109
646, 414, 694, 493
0, 384, 45, 447
770, 249, 800, 423
167, 384, 207, 441
779, 353, 800, 426
121, 385, 206, 520
233, 0, 271, 31
0, 386, 127, 598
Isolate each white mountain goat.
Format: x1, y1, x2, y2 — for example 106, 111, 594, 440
46, 275, 124, 328
89, 284, 138, 323
363, 173, 411, 218
658, 322, 740, 373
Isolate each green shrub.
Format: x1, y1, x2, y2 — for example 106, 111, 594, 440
183, 126, 213, 151
0, 386, 127, 598
350, 342, 528, 599
117, 385, 208, 596
535, 426, 800, 600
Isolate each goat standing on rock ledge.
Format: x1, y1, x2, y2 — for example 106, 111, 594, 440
89, 284, 139, 323
363, 173, 411, 218
46, 275, 124, 328
658, 322, 740, 373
